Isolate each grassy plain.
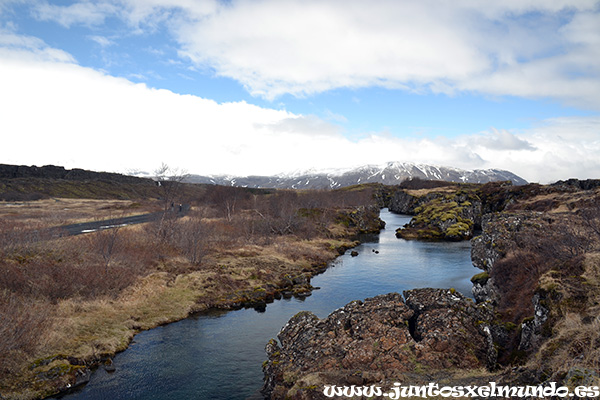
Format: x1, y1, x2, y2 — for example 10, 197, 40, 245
0, 198, 159, 228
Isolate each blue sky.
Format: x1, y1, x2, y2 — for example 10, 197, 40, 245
1, 0, 599, 183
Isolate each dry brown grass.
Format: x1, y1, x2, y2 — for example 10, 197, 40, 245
510, 188, 600, 214
405, 187, 458, 197
0, 192, 376, 399
0, 291, 51, 379
0, 198, 159, 228
31, 234, 349, 367
527, 253, 600, 385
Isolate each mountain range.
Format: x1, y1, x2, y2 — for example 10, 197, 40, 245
184, 162, 527, 189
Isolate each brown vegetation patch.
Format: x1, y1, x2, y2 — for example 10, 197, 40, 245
405, 186, 459, 197
0, 198, 159, 228
0, 184, 383, 399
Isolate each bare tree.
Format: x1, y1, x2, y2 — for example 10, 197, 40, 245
154, 163, 189, 241
86, 216, 123, 271
175, 214, 212, 265
579, 195, 600, 242
208, 185, 249, 221
154, 162, 189, 212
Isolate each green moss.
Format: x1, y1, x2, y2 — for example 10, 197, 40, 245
521, 316, 535, 324
471, 271, 490, 285
445, 222, 471, 238
33, 361, 86, 381
298, 207, 324, 218
504, 322, 518, 331
292, 310, 314, 319
440, 212, 456, 222
29, 354, 68, 370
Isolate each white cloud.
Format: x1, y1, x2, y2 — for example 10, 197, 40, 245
474, 128, 537, 151
1, 31, 599, 184
19, 0, 600, 109
0, 28, 75, 62
323, 110, 348, 124
165, 0, 600, 107
173, 1, 488, 99
456, 117, 600, 183
261, 115, 343, 137
88, 35, 113, 47
32, 1, 118, 27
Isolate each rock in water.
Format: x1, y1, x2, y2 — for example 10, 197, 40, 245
262, 289, 494, 399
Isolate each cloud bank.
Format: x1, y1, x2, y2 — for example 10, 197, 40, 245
1, 33, 599, 183
1, 1, 599, 184
23, 0, 600, 109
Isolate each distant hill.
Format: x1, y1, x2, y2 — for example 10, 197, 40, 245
0, 164, 160, 201
0, 162, 528, 201
185, 162, 527, 189
0, 164, 150, 184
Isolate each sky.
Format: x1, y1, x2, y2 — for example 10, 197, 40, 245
0, 0, 599, 183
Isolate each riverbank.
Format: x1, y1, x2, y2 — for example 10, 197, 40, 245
263, 180, 600, 399
0, 191, 384, 399
48, 209, 477, 399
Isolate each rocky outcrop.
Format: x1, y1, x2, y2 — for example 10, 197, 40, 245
27, 355, 91, 396
468, 212, 540, 364
335, 205, 386, 234
394, 190, 483, 241
263, 183, 600, 399
0, 164, 159, 201
469, 211, 543, 304
551, 178, 600, 192
468, 209, 595, 368
518, 292, 550, 352
387, 190, 432, 214
0, 164, 151, 184
470, 214, 505, 304
262, 289, 494, 399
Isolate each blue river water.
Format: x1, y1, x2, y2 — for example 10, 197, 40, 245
55, 209, 477, 400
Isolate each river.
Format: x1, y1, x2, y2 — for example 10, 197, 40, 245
55, 209, 476, 400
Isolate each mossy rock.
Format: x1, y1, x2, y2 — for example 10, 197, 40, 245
29, 354, 73, 370
35, 362, 86, 381
444, 221, 472, 240
521, 316, 535, 324
471, 271, 490, 285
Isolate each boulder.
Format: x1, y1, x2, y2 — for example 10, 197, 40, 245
262, 289, 494, 399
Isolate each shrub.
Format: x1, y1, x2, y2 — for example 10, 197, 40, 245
0, 291, 51, 379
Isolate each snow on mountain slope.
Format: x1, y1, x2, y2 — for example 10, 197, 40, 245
183, 162, 527, 188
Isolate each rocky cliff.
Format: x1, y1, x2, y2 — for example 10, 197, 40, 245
0, 164, 150, 184
0, 164, 165, 201
263, 180, 600, 399
389, 181, 561, 242
391, 187, 483, 241
262, 289, 495, 399
466, 183, 600, 386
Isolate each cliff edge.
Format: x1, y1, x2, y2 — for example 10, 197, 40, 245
263, 180, 600, 399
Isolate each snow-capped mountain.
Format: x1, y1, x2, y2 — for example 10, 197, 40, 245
184, 162, 527, 189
